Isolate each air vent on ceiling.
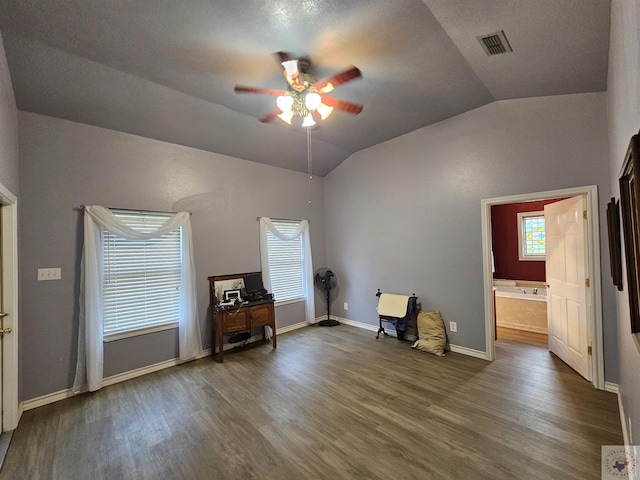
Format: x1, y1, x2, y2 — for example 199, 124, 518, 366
477, 30, 513, 56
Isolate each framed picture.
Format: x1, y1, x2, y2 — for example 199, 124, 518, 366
207, 271, 261, 305
619, 131, 640, 333
224, 289, 242, 301
606, 197, 623, 291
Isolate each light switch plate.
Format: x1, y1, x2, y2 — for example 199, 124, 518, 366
38, 268, 61, 281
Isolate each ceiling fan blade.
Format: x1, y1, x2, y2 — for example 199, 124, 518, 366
234, 85, 288, 96
320, 96, 363, 115
314, 66, 362, 93
259, 109, 282, 123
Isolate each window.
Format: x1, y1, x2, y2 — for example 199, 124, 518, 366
518, 211, 546, 260
266, 220, 304, 303
103, 211, 182, 339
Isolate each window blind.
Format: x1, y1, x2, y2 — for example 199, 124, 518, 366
103, 211, 181, 337
266, 221, 303, 303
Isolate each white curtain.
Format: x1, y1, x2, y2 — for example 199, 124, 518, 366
259, 218, 315, 325
73, 205, 202, 392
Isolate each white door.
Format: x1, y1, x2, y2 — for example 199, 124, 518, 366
545, 196, 591, 381
0, 206, 3, 428
0, 185, 18, 432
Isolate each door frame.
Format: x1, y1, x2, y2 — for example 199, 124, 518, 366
0, 181, 19, 430
481, 185, 604, 390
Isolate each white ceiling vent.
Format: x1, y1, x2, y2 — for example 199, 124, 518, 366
477, 30, 513, 56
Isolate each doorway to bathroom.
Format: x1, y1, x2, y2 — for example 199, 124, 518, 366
491, 197, 562, 348
481, 185, 605, 390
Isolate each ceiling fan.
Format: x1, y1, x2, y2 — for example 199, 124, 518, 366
234, 52, 363, 127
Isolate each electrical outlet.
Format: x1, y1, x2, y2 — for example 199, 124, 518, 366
38, 268, 61, 281
449, 321, 457, 332
344, 302, 349, 310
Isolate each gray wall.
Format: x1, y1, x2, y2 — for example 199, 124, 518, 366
0, 32, 18, 195
324, 92, 618, 382
607, 0, 640, 444
18, 112, 326, 400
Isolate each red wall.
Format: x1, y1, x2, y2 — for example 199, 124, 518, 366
491, 199, 565, 282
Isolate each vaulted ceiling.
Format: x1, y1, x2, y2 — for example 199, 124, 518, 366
0, 0, 611, 176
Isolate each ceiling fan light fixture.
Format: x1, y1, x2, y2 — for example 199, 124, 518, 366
277, 111, 294, 124
276, 94, 294, 112
316, 103, 333, 120
320, 83, 334, 93
281, 59, 298, 75
301, 113, 316, 127
304, 92, 322, 111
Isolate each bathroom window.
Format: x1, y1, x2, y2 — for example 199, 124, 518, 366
518, 211, 546, 261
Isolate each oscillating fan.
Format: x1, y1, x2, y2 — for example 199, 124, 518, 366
314, 267, 339, 327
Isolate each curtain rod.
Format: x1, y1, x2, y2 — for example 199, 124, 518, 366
256, 216, 309, 224
78, 205, 191, 215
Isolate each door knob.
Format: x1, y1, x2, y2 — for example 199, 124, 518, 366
0, 327, 11, 335
0, 312, 7, 318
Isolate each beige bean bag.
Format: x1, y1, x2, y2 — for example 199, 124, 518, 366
411, 311, 446, 357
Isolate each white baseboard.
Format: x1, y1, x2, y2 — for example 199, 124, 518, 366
335, 315, 416, 340
335, 316, 377, 332
446, 343, 490, 360
618, 391, 630, 446
278, 321, 308, 334
338, 315, 397, 334
605, 382, 620, 394
22, 389, 76, 412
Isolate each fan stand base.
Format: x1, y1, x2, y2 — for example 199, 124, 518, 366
318, 319, 340, 327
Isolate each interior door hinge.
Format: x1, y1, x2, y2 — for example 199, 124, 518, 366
588, 346, 592, 355
585, 278, 590, 287
583, 210, 587, 220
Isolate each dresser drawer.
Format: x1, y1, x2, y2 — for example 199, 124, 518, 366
221, 310, 249, 332
250, 304, 272, 327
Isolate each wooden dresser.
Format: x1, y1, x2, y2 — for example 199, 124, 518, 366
208, 273, 276, 363
212, 300, 276, 363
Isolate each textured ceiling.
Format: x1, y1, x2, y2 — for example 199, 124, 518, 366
0, 0, 611, 176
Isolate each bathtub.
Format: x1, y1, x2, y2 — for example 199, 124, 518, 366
494, 285, 548, 334
494, 285, 547, 299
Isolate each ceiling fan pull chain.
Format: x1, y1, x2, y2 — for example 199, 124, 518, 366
307, 127, 313, 205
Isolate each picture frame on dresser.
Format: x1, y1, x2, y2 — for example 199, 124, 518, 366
209, 273, 249, 305
619, 131, 640, 334
224, 289, 242, 301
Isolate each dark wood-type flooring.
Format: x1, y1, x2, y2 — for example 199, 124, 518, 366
1, 325, 622, 479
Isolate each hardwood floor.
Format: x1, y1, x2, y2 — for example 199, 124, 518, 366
1, 325, 622, 479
